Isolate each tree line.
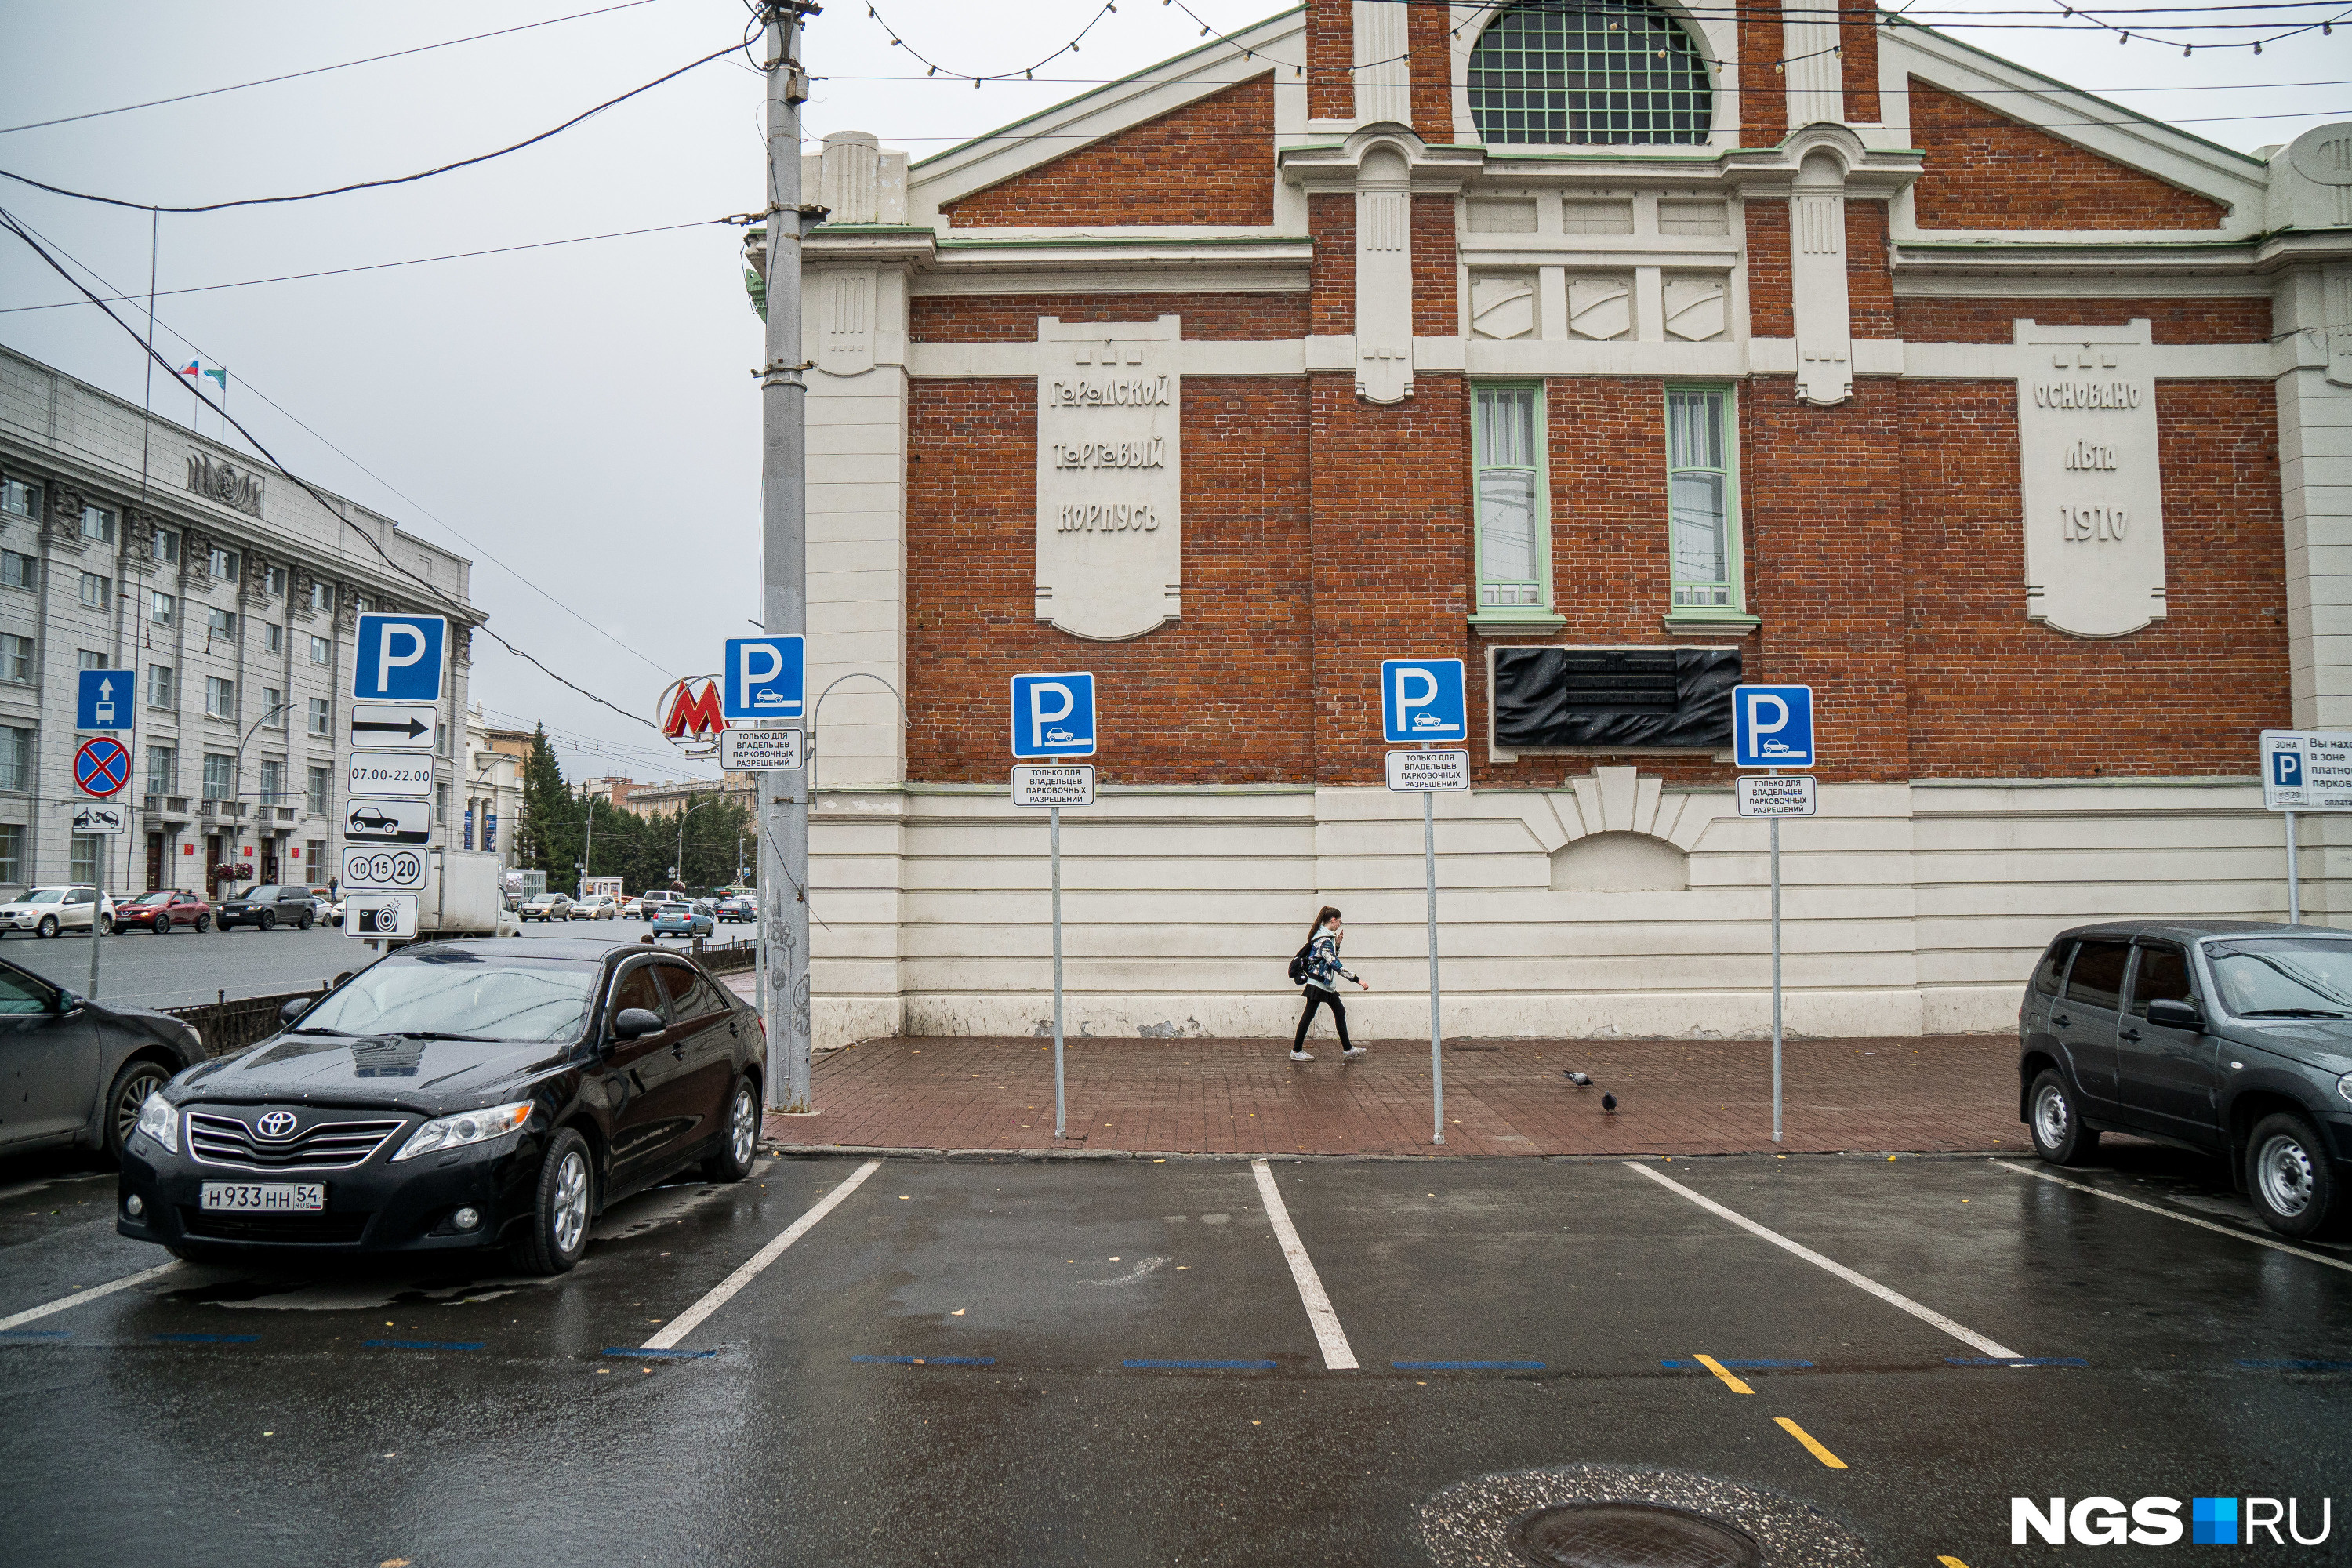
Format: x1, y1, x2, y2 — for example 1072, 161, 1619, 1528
514, 725, 756, 895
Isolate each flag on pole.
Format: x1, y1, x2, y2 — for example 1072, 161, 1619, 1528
177, 360, 201, 380
201, 366, 226, 391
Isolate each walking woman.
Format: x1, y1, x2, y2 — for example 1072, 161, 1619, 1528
1292, 905, 1370, 1062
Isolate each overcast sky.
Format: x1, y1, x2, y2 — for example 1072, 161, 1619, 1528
1, 0, 2343, 783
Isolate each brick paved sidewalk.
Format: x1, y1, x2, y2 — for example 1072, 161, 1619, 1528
749, 1031, 2027, 1159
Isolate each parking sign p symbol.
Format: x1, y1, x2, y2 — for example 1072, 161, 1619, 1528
1030, 682, 1074, 749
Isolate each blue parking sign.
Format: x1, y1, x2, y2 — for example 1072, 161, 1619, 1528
723, 636, 805, 720
352, 614, 447, 702
1011, 672, 1096, 758
76, 668, 129, 731
1733, 684, 1815, 768
1381, 659, 1468, 744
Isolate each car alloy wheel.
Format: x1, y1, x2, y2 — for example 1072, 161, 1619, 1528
194, 913, 210, 933
152, 914, 169, 935
258, 910, 275, 932
731, 1087, 757, 1166
36, 916, 56, 938
2256, 1131, 2317, 1219
106, 1059, 170, 1162
551, 1148, 590, 1255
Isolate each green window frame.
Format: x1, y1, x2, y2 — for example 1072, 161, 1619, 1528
1664, 385, 1750, 622
1470, 383, 1560, 625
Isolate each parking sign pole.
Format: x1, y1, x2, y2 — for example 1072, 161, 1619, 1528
1426, 788, 1443, 1146
2286, 809, 2302, 925
1052, 803, 1065, 1141
88, 828, 106, 1001
1770, 808, 1783, 1145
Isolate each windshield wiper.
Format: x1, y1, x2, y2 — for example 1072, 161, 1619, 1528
390, 1029, 502, 1042
286, 1026, 354, 1036
2235, 1008, 2350, 1019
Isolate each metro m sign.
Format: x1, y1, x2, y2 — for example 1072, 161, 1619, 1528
659, 677, 728, 754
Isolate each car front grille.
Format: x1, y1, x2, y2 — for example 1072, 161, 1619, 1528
180, 1208, 372, 1243
186, 1111, 407, 1171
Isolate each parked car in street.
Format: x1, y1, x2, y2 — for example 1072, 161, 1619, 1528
115, 890, 213, 935
715, 897, 754, 924
306, 887, 336, 920
649, 904, 716, 939
327, 897, 345, 928
214, 884, 319, 932
568, 895, 618, 922
519, 894, 572, 923
0, 886, 118, 938
2020, 920, 2352, 1239
0, 951, 208, 1161
633, 891, 692, 920
117, 937, 764, 1272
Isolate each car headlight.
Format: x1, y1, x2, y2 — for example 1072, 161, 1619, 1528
2339, 1072, 2352, 1107
392, 1100, 535, 1162
135, 1092, 178, 1155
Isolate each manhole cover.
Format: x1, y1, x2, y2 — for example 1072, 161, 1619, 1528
1506, 1502, 1765, 1568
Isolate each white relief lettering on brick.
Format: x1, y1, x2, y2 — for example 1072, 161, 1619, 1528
2014, 318, 2168, 637
1034, 315, 1182, 640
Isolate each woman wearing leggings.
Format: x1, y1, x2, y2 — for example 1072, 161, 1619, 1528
1292, 905, 1370, 1062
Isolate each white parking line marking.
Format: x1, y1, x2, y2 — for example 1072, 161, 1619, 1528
1251, 1160, 1358, 1371
1991, 1160, 2352, 1275
0, 1261, 183, 1334
642, 1160, 881, 1351
1626, 1163, 2020, 1360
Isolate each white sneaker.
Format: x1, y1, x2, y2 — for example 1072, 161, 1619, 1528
1289, 1049, 1314, 1062
1341, 1046, 1367, 1059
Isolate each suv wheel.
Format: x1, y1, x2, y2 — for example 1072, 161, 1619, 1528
2246, 1112, 2341, 1239
152, 914, 169, 935
35, 916, 56, 938
2028, 1068, 2100, 1166
258, 910, 275, 932
194, 913, 211, 934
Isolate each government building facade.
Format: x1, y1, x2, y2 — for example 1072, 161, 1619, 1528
769, 0, 2352, 1047
0, 347, 483, 898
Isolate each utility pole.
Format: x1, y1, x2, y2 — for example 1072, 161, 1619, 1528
579, 781, 593, 898
759, 0, 817, 1112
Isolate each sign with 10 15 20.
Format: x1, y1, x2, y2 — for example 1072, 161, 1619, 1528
346, 750, 434, 800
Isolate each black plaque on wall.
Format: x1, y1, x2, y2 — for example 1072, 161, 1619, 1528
1491, 647, 1742, 750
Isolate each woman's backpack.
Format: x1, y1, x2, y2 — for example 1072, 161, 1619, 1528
1287, 941, 1314, 985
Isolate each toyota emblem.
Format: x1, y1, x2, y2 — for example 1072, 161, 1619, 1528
254, 1109, 299, 1140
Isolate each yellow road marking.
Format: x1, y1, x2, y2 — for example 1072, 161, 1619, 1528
1693, 1354, 1753, 1394
1775, 1416, 1848, 1469
1939, 1557, 1971, 1567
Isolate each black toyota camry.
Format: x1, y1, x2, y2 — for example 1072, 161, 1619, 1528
117, 937, 765, 1274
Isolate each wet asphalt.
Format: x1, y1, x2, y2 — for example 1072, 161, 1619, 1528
0, 1138, 2347, 1567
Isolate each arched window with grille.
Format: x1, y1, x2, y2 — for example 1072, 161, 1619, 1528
1468, 0, 1714, 147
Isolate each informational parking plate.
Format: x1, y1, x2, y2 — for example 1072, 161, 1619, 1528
344, 893, 419, 939
342, 844, 426, 892
1012, 764, 1095, 808
1737, 775, 1817, 818
719, 727, 804, 771
349, 702, 436, 750
199, 1181, 325, 1213
71, 802, 126, 834
1385, 750, 1471, 792
346, 750, 435, 800
2260, 728, 2352, 811
344, 797, 430, 845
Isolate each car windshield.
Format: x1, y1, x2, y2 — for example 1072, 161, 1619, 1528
2204, 938, 2352, 1018
24, 889, 63, 905
244, 885, 280, 901
296, 950, 603, 1042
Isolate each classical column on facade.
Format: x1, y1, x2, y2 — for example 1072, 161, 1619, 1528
1354, 143, 1416, 405
2270, 125, 2352, 913
1780, 0, 1843, 130
1351, 0, 1409, 126
1789, 150, 1854, 406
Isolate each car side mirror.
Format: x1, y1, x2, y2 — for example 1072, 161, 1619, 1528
279, 996, 311, 1026
2147, 997, 2204, 1030
612, 1007, 665, 1042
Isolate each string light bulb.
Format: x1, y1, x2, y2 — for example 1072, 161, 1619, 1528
2117, 29, 2129, 43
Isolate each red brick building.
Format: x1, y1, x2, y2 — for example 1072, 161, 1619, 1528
771, 0, 2352, 1047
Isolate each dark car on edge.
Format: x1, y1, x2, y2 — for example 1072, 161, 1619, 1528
117, 937, 764, 1273
0, 952, 209, 1162
214, 884, 319, 932
2020, 920, 2352, 1238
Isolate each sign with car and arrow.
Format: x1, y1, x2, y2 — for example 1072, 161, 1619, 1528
348, 702, 435, 751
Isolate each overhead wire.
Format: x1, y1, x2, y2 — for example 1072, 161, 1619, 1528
0, 0, 674, 137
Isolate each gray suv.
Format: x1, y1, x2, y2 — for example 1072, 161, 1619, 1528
2020, 920, 2352, 1238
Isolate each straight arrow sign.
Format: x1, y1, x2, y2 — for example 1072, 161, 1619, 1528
348, 702, 436, 752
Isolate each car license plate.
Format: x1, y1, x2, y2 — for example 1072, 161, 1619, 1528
198, 1182, 326, 1213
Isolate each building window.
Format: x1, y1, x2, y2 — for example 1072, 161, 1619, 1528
1468, 0, 1712, 147
307, 697, 331, 736
70, 833, 100, 884
264, 564, 286, 597
463, 799, 476, 850
436, 722, 449, 757
259, 759, 284, 804
201, 752, 233, 800
305, 837, 325, 873
78, 572, 110, 608
0, 550, 34, 590
265, 622, 282, 652
310, 634, 330, 666
1472, 385, 1549, 612
436, 782, 449, 825
209, 546, 239, 582
0, 822, 23, 883
150, 526, 177, 564
262, 687, 284, 728
353, 595, 368, 615
0, 728, 28, 793
205, 676, 235, 720
0, 635, 30, 684
207, 606, 236, 640
147, 744, 176, 796
307, 765, 329, 817
78, 648, 107, 671
1, 479, 38, 521
78, 505, 115, 545
310, 581, 332, 613
150, 590, 175, 626
1666, 386, 1743, 612
148, 663, 175, 707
